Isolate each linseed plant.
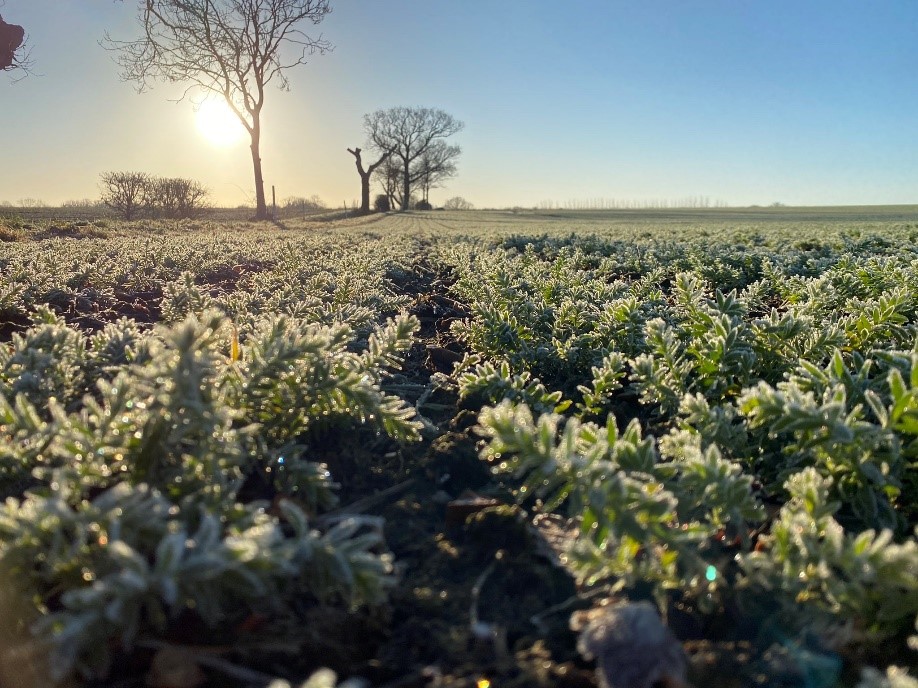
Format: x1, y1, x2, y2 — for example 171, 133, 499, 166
0, 301, 420, 680
0, 212, 916, 685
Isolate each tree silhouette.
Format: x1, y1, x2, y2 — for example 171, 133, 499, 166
104, 0, 331, 220
364, 107, 463, 211
377, 156, 401, 211
415, 141, 460, 205
347, 146, 391, 214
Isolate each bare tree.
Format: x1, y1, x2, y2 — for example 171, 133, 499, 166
377, 156, 401, 211
443, 196, 473, 211
99, 171, 153, 220
100, 172, 210, 219
152, 177, 210, 218
104, 0, 332, 220
0, 8, 26, 73
415, 141, 460, 204
347, 146, 390, 214
364, 107, 463, 211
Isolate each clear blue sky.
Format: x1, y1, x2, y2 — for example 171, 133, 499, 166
1, 0, 916, 208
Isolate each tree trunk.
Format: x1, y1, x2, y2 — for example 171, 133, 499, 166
349, 147, 390, 215
356, 151, 371, 214
348, 148, 371, 214
250, 122, 268, 219
360, 176, 370, 213
402, 164, 410, 211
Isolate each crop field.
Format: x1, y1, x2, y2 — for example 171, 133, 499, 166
0, 208, 916, 688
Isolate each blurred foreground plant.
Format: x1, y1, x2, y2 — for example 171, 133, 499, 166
0, 310, 420, 681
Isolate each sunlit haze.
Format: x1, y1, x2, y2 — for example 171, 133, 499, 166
1, 1, 916, 208
196, 99, 247, 148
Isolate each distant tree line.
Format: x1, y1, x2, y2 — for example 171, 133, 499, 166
7, 198, 48, 208
443, 196, 474, 210
99, 171, 209, 220
276, 195, 327, 218
536, 196, 729, 210
61, 198, 107, 210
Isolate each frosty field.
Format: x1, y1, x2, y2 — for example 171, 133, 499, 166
0, 207, 916, 688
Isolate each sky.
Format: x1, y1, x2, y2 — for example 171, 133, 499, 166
0, 0, 916, 209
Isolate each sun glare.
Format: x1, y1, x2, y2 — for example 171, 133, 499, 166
196, 99, 246, 147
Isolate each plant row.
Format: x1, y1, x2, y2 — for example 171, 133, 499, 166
435, 229, 918, 684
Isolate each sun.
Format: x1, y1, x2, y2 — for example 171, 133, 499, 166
195, 98, 246, 147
